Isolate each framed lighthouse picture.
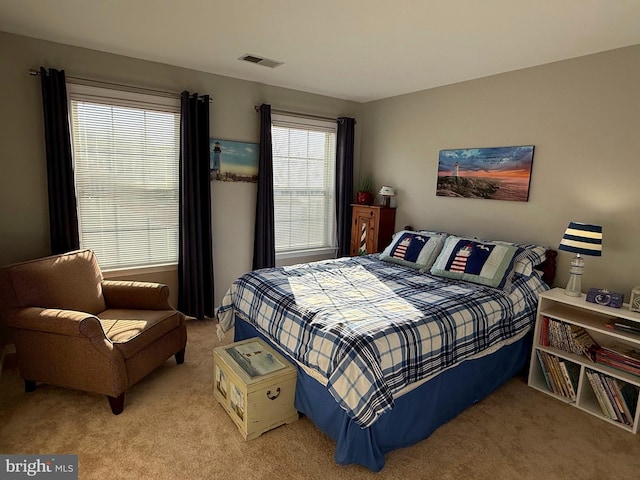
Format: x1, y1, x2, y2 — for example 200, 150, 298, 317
436, 145, 534, 201
210, 139, 259, 183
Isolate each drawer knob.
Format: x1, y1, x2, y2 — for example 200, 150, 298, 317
266, 387, 281, 400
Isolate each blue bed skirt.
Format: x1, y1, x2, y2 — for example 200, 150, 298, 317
234, 317, 532, 472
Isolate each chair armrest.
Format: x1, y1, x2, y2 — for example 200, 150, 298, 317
6, 307, 106, 338
102, 280, 172, 310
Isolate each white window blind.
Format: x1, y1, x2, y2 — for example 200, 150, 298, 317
271, 114, 337, 254
67, 84, 180, 270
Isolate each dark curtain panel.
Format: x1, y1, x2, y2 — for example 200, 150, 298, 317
335, 117, 355, 257
178, 91, 214, 319
40, 67, 80, 254
252, 104, 275, 270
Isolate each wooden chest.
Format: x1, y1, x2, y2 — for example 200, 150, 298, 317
213, 337, 298, 440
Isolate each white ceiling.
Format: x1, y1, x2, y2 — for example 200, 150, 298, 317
2, 0, 640, 103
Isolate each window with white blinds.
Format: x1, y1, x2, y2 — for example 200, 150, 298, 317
67, 84, 180, 270
271, 114, 337, 255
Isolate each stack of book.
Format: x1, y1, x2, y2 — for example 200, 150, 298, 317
606, 318, 640, 336
539, 316, 599, 361
595, 342, 640, 377
585, 369, 638, 426
536, 350, 580, 401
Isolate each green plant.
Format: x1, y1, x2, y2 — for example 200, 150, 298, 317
358, 178, 373, 193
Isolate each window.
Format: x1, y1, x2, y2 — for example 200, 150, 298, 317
67, 84, 180, 270
271, 114, 337, 256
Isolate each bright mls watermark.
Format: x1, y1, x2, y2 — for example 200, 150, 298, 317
1, 455, 78, 479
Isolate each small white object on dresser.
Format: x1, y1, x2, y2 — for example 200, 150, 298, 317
213, 337, 298, 440
528, 287, 640, 433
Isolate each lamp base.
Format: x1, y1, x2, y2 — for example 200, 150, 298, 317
564, 274, 582, 296
564, 254, 584, 297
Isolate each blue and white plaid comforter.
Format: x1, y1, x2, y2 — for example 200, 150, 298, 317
216, 255, 548, 428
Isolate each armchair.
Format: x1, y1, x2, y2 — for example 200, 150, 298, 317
0, 249, 187, 414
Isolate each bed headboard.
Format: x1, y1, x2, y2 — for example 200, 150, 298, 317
540, 249, 557, 287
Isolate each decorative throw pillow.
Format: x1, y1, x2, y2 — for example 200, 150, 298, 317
380, 230, 446, 271
492, 241, 547, 276
430, 236, 521, 290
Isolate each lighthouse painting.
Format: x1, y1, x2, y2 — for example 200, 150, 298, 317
436, 145, 534, 201
210, 139, 259, 183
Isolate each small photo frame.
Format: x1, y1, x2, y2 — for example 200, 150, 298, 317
630, 286, 640, 313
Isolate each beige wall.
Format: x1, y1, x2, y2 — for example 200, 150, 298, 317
2, 27, 639, 346
0, 31, 360, 340
360, 45, 640, 297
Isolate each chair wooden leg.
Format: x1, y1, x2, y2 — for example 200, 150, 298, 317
175, 347, 185, 365
24, 380, 36, 392
108, 393, 125, 415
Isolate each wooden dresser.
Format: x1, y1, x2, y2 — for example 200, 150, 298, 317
350, 204, 396, 256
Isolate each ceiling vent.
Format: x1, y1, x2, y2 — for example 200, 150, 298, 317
239, 54, 284, 69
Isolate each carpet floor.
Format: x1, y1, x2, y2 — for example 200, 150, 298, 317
1, 319, 639, 479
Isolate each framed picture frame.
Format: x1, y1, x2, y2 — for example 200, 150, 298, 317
436, 145, 534, 201
630, 286, 640, 313
210, 139, 258, 183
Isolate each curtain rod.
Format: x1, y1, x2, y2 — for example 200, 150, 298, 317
29, 69, 212, 103
254, 105, 355, 124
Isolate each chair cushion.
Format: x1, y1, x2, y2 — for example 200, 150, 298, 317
98, 309, 182, 359
1, 249, 106, 314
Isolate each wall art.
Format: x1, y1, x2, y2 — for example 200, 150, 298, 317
436, 145, 534, 201
210, 139, 258, 183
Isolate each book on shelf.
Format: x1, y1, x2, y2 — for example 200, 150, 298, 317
602, 375, 628, 424
549, 355, 569, 398
536, 350, 554, 393
586, 370, 619, 421
605, 318, 640, 336
618, 380, 639, 420
536, 350, 579, 400
558, 360, 579, 401
539, 316, 549, 347
613, 378, 635, 425
544, 318, 599, 361
585, 370, 611, 419
537, 350, 560, 395
596, 342, 640, 377
585, 369, 639, 426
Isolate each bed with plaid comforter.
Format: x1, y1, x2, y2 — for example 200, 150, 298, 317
216, 254, 547, 428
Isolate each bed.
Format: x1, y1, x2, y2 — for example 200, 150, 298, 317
216, 231, 556, 471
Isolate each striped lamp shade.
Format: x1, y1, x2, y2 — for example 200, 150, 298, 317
558, 222, 602, 256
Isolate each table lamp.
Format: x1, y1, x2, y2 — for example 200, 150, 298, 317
378, 185, 395, 207
558, 222, 602, 297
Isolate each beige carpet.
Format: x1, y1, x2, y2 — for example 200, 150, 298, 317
1, 320, 639, 480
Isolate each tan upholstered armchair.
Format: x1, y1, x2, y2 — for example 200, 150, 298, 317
0, 249, 187, 414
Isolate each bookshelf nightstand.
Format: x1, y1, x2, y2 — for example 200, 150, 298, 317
528, 287, 640, 432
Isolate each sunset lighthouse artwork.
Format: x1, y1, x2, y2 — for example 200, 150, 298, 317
436, 145, 534, 201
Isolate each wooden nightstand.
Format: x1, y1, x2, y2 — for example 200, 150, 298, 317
350, 204, 396, 256
213, 337, 298, 440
